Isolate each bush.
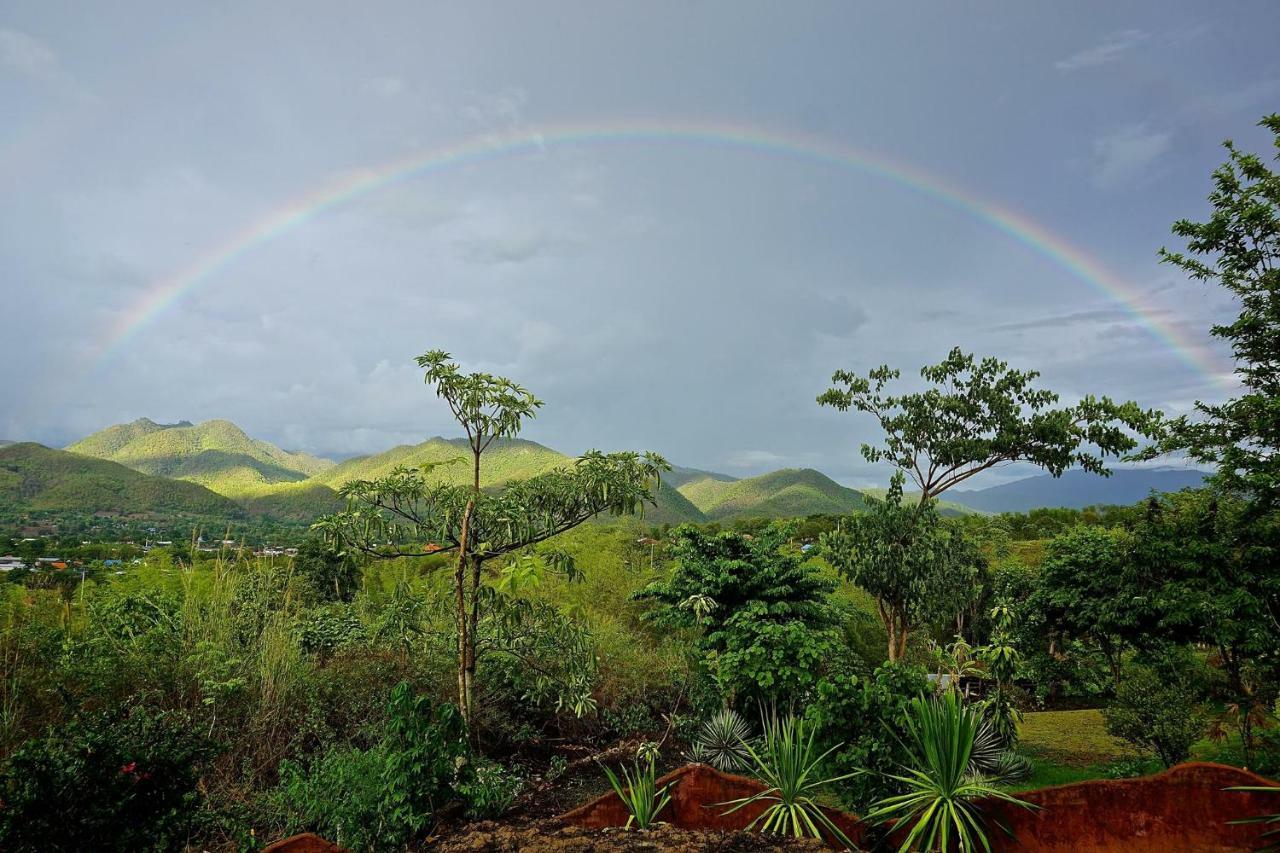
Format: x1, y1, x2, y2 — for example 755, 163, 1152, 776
806, 662, 929, 810
1103, 665, 1206, 768
460, 759, 523, 819
0, 707, 215, 852
273, 682, 472, 851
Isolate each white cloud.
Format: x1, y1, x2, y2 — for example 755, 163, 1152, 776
0, 28, 59, 81
1090, 123, 1171, 189
1055, 29, 1148, 73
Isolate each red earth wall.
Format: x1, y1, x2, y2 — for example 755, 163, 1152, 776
559, 761, 1280, 851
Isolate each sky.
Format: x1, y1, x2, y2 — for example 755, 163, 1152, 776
1, 2, 1277, 488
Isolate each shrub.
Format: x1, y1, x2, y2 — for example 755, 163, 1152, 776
691, 708, 753, 772
863, 692, 1035, 853
635, 524, 837, 707
719, 711, 855, 847
806, 662, 929, 809
0, 707, 215, 852
273, 682, 471, 851
460, 759, 523, 819
601, 753, 672, 830
1103, 665, 1206, 768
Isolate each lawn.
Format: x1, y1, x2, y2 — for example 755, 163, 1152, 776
1015, 709, 1144, 788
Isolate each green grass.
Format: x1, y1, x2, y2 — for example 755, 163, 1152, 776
1018, 709, 1134, 766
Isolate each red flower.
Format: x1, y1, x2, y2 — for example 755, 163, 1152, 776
119, 761, 137, 774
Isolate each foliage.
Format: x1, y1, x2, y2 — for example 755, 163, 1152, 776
293, 538, 360, 602
317, 350, 667, 728
1028, 525, 1135, 685
275, 682, 471, 851
460, 759, 523, 819
718, 711, 856, 848
692, 708, 754, 772
0, 706, 215, 852
818, 347, 1160, 502
1147, 114, 1280, 509
821, 474, 983, 661
863, 691, 1036, 853
1103, 664, 1206, 768
977, 604, 1024, 747
601, 752, 672, 830
635, 523, 836, 704
807, 662, 930, 810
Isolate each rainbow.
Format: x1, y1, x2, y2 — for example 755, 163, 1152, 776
97, 117, 1231, 387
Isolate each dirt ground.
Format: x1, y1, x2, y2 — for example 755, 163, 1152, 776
431, 820, 830, 852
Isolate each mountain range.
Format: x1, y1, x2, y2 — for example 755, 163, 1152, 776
0, 417, 1216, 530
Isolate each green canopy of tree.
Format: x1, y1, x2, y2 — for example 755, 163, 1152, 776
818, 348, 1160, 502
1146, 113, 1280, 507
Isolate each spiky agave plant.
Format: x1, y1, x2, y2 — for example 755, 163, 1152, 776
600, 753, 673, 830
718, 711, 857, 848
693, 708, 754, 772
864, 691, 1035, 853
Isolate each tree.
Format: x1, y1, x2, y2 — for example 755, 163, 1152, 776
634, 523, 836, 704
1126, 489, 1279, 764
316, 351, 667, 728
818, 347, 1160, 503
820, 474, 984, 661
1103, 663, 1206, 768
1149, 114, 1280, 508
1030, 525, 1138, 686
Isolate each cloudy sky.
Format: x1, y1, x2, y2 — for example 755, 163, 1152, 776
2, 2, 1276, 487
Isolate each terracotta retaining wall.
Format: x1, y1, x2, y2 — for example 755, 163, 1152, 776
558, 761, 1280, 851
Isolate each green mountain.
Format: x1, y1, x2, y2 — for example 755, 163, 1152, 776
679, 467, 868, 520
306, 436, 707, 525
0, 442, 241, 517
68, 418, 334, 496
663, 465, 737, 490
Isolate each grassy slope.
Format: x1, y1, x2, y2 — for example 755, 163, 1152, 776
679, 467, 868, 520
0, 442, 242, 517
663, 465, 737, 491
68, 419, 334, 496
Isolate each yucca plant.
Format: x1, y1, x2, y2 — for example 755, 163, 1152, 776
693, 708, 754, 772
864, 691, 1035, 853
600, 753, 672, 830
1227, 786, 1280, 852
718, 711, 857, 848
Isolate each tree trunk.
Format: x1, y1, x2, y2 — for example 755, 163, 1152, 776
454, 499, 474, 728
465, 552, 482, 732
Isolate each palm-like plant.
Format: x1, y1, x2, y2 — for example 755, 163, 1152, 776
600, 753, 672, 830
718, 711, 857, 849
693, 708, 754, 772
864, 691, 1035, 853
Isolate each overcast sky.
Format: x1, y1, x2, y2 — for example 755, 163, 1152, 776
2, 2, 1276, 487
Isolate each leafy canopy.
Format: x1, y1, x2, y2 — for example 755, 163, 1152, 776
1146, 114, 1280, 506
818, 347, 1160, 500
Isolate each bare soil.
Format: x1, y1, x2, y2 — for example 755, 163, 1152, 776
432, 819, 828, 852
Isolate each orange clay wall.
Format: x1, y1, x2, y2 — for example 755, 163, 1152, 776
559, 762, 1280, 852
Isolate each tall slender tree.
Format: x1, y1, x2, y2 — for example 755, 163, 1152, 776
316, 350, 667, 728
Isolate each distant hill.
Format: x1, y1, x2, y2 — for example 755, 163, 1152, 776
943, 468, 1211, 513
0, 440, 13, 449
663, 465, 737, 490
68, 418, 334, 496
679, 467, 868, 520
313, 437, 565, 490
0, 443, 241, 517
